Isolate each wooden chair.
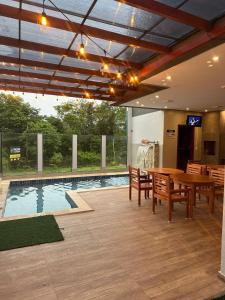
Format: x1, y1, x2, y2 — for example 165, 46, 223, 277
209, 168, 224, 199
186, 163, 206, 175
152, 173, 190, 222
129, 166, 152, 206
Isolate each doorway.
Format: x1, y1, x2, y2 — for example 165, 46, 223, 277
177, 125, 195, 170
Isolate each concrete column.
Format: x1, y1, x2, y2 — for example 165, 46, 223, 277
101, 135, 106, 169
72, 134, 77, 171
127, 107, 132, 167
219, 178, 225, 280
37, 133, 43, 173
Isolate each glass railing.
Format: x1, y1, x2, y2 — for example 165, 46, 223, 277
106, 136, 127, 169
0, 133, 128, 176
1, 132, 37, 176
77, 135, 101, 171
43, 134, 72, 174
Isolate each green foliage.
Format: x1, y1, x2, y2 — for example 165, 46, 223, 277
0, 94, 127, 174
0, 93, 40, 133
78, 151, 100, 167
55, 100, 126, 136
49, 152, 63, 166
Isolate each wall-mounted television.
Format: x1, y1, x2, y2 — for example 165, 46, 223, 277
186, 115, 202, 127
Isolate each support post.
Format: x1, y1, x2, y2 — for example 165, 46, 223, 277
101, 135, 106, 169
37, 133, 43, 173
219, 177, 225, 280
72, 134, 77, 171
127, 107, 132, 167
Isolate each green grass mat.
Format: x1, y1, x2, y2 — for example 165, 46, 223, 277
0, 215, 64, 251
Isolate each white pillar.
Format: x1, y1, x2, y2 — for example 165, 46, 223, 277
127, 107, 132, 167
37, 133, 43, 173
72, 134, 77, 171
101, 135, 106, 169
219, 176, 225, 280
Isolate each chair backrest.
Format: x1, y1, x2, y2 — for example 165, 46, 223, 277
186, 163, 206, 175
129, 166, 140, 183
209, 168, 224, 186
153, 173, 170, 198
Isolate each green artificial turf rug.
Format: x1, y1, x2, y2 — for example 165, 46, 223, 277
0, 215, 64, 251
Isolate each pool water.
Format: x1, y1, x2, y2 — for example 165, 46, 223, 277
3, 175, 129, 217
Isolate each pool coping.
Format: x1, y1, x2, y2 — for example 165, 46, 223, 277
0, 173, 129, 221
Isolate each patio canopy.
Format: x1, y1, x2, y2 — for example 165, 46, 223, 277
0, 0, 225, 105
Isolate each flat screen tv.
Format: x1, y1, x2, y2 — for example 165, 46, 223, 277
186, 115, 202, 127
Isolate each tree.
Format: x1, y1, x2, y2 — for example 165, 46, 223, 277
0, 93, 40, 133
55, 99, 127, 136
26, 119, 62, 162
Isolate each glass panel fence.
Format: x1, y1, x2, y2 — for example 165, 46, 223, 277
1, 132, 37, 176
0, 133, 128, 176
106, 136, 127, 169
77, 135, 101, 171
43, 133, 72, 174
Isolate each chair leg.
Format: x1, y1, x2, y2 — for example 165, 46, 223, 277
138, 189, 141, 206
129, 185, 132, 200
186, 199, 189, 218
168, 201, 172, 222
152, 197, 156, 214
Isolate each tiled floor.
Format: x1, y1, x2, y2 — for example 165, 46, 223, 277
0, 188, 225, 300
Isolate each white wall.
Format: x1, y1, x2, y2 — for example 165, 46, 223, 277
131, 110, 164, 167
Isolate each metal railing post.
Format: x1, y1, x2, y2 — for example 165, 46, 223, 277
72, 134, 78, 171
37, 133, 43, 173
101, 135, 106, 169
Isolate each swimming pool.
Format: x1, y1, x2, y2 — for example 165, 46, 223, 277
3, 175, 129, 217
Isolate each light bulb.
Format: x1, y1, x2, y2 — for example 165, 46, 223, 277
109, 87, 115, 94
103, 62, 108, 71
117, 71, 122, 80
79, 43, 85, 56
41, 11, 47, 26
130, 76, 134, 83
85, 91, 90, 98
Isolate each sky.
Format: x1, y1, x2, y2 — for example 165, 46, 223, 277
1, 90, 80, 116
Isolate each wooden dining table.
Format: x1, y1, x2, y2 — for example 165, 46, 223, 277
146, 167, 184, 176
172, 173, 215, 218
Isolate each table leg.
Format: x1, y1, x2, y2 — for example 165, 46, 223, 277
209, 185, 215, 214
189, 184, 195, 218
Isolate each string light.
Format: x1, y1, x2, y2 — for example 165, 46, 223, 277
85, 91, 90, 98
134, 75, 139, 83
35, 0, 139, 95
78, 34, 85, 57
40, 0, 47, 26
79, 43, 85, 56
117, 71, 122, 80
102, 62, 109, 72
109, 86, 115, 94
41, 11, 47, 26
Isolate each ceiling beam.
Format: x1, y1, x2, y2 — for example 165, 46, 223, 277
0, 36, 141, 69
0, 78, 115, 96
116, 0, 212, 31
0, 4, 170, 53
0, 68, 136, 90
140, 14, 225, 80
0, 86, 112, 101
0, 55, 119, 79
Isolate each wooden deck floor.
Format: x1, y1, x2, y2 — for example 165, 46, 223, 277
0, 188, 225, 300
